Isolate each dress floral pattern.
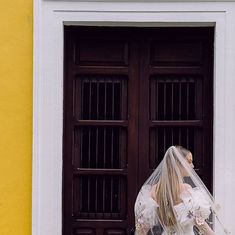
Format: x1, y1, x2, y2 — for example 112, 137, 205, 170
134, 185, 212, 235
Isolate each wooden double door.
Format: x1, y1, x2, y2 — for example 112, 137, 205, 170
63, 27, 214, 235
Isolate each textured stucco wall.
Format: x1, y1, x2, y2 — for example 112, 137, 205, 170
0, 1, 32, 234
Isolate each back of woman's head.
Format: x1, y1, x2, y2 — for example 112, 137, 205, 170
174, 145, 191, 158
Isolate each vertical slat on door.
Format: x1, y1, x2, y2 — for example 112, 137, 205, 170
97, 82, 99, 119
104, 83, 107, 119
171, 82, 174, 120
163, 82, 166, 120
179, 81, 182, 120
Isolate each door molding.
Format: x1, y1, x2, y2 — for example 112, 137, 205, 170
33, 1, 235, 235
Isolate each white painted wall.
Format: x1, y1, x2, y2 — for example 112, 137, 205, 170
33, 1, 235, 235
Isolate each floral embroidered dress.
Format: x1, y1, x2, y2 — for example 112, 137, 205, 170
134, 185, 212, 235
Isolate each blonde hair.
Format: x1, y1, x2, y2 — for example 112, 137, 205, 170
155, 146, 191, 231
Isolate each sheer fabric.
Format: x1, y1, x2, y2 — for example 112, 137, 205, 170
134, 146, 229, 235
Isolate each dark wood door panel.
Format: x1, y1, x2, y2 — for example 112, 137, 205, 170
64, 26, 214, 235
74, 40, 129, 66
64, 27, 139, 235
150, 41, 203, 66
149, 75, 203, 120
74, 75, 128, 121
138, 28, 213, 190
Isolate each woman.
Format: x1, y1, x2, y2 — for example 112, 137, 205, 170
134, 146, 229, 235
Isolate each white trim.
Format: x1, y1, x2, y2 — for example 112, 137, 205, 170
33, 1, 235, 235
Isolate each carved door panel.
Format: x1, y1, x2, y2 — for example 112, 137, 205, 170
138, 28, 214, 189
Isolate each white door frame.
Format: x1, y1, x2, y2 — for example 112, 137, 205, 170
33, 1, 235, 235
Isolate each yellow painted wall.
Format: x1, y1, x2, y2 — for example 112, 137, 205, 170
0, 1, 32, 235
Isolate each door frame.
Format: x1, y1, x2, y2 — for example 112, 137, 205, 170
33, 1, 235, 235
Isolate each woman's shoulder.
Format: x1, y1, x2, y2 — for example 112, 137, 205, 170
138, 184, 159, 207
180, 183, 192, 191
134, 185, 159, 217
179, 183, 192, 196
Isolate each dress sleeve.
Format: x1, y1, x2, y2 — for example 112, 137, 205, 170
190, 187, 212, 221
134, 185, 159, 235
184, 188, 214, 235
176, 187, 213, 235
